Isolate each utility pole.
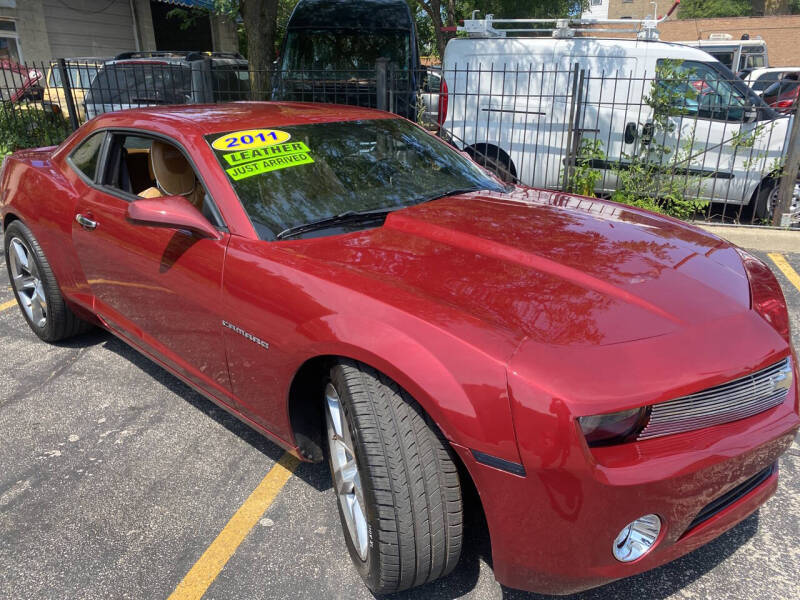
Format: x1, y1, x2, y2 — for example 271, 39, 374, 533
772, 104, 800, 226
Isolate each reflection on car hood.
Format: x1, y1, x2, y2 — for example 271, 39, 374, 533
290, 188, 751, 348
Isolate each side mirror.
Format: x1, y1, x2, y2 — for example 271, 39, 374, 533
744, 104, 758, 122
127, 195, 220, 240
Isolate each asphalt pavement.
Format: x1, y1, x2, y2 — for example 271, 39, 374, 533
0, 240, 798, 600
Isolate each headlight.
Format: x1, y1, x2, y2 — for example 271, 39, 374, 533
737, 248, 790, 343
577, 407, 649, 446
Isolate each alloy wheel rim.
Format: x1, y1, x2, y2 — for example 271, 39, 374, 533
8, 237, 47, 328
324, 383, 369, 561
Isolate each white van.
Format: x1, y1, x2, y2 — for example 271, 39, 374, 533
440, 30, 791, 218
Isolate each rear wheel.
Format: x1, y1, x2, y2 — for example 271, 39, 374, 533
4, 220, 91, 342
324, 360, 463, 594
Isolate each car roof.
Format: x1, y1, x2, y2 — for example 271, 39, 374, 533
88, 102, 395, 136
751, 67, 800, 74
446, 37, 717, 63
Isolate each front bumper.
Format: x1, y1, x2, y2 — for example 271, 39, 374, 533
453, 390, 799, 595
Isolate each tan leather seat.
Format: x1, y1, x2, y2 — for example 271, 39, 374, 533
138, 141, 203, 210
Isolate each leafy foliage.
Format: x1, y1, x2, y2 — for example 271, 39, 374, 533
0, 106, 72, 157
677, 0, 752, 19
408, 1, 588, 59
565, 61, 709, 219
564, 138, 604, 196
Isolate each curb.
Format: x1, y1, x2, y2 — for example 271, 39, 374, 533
698, 224, 800, 253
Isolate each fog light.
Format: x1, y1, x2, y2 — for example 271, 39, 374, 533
613, 514, 661, 562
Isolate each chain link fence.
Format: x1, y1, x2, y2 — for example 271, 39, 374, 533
2, 55, 798, 227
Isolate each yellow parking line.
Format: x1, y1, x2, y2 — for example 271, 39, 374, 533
0, 299, 17, 312
167, 452, 301, 600
768, 253, 800, 293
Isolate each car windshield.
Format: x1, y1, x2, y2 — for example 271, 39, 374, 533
281, 30, 411, 77
87, 63, 192, 105
752, 71, 785, 92
206, 118, 505, 240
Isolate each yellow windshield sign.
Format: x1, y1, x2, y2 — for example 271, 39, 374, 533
223, 141, 314, 180
222, 142, 310, 167
211, 129, 291, 151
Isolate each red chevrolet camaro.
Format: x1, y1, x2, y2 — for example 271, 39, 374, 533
1, 102, 798, 595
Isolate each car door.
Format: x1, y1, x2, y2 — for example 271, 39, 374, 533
70, 130, 232, 399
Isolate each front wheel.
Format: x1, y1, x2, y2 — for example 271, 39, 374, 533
324, 360, 463, 594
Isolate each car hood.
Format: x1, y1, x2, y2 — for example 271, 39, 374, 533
288, 188, 751, 350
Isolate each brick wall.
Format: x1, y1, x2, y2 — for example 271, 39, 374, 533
658, 16, 800, 67
587, 13, 800, 67
608, 0, 654, 19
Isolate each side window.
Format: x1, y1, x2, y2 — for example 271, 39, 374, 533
100, 132, 223, 227
48, 66, 60, 88
69, 132, 105, 181
711, 52, 734, 71
424, 71, 441, 94
753, 71, 782, 92
657, 59, 747, 122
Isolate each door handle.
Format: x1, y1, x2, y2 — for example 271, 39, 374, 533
75, 214, 98, 230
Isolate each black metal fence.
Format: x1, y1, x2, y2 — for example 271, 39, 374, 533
1, 56, 798, 226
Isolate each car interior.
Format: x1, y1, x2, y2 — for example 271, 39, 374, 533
101, 134, 223, 226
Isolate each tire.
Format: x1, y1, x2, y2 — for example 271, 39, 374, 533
4, 220, 91, 342
466, 146, 516, 183
324, 360, 463, 594
753, 176, 800, 224
752, 179, 778, 222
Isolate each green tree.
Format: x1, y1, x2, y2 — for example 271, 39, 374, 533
168, 1, 301, 95
677, 0, 752, 18
408, 1, 588, 59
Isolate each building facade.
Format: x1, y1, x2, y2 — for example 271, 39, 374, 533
0, 0, 237, 64
608, 0, 657, 20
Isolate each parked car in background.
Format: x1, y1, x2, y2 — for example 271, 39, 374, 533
84, 51, 249, 120
273, 0, 422, 119
762, 73, 800, 113
419, 66, 441, 125
41, 59, 104, 121
0, 59, 42, 103
2, 101, 798, 597
743, 67, 800, 96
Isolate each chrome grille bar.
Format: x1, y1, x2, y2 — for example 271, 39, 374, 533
638, 358, 792, 441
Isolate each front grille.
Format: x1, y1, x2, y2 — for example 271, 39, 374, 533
638, 358, 792, 441
683, 463, 776, 534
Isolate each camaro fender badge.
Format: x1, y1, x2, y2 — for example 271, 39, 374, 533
222, 320, 270, 350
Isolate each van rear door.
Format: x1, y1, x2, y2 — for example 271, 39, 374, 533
555, 43, 642, 194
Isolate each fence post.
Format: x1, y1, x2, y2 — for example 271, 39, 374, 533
772, 104, 800, 226
376, 58, 389, 112
57, 58, 80, 131
561, 63, 583, 192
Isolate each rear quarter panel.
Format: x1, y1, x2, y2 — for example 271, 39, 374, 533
1, 148, 87, 302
